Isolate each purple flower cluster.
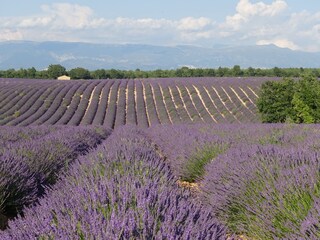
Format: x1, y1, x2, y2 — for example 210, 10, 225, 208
144, 124, 231, 180
201, 143, 320, 239
0, 125, 61, 148
2, 123, 320, 238
0, 126, 111, 229
294, 198, 320, 239
143, 124, 320, 238
1, 127, 226, 239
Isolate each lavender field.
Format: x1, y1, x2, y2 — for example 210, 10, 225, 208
0, 77, 273, 127
0, 78, 319, 239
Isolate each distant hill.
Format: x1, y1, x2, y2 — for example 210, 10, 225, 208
0, 41, 319, 70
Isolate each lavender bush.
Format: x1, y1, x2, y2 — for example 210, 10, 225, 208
201, 144, 320, 239
291, 198, 320, 239
1, 127, 226, 239
0, 125, 61, 148
0, 126, 111, 229
1, 122, 320, 238
145, 124, 231, 182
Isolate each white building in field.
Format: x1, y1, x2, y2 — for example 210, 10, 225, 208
57, 75, 71, 80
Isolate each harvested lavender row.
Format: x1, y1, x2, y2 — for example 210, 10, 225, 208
0, 126, 111, 229
1, 127, 227, 239
0, 77, 275, 127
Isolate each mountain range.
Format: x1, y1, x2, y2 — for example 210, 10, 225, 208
0, 41, 319, 70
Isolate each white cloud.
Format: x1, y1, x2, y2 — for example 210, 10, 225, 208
0, 3, 215, 45
256, 38, 299, 50
178, 31, 213, 42
111, 17, 173, 30
225, 0, 287, 30
0, 29, 23, 41
217, 0, 320, 52
0, 2, 319, 52
13, 3, 99, 29
236, 0, 287, 17
41, 3, 95, 29
19, 17, 52, 28
177, 17, 213, 31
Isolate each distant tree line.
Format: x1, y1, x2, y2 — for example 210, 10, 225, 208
0, 64, 320, 80
257, 75, 320, 123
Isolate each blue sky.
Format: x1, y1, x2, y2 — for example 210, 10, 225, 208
0, 0, 319, 51
1, 1, 239, 19
1, 1, 320, 19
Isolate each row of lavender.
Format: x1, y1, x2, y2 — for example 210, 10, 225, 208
0, 126, 111, 230
0, 78, 268, 127
1, 127, 226, 239
145, 124, 320, 239
1, 124, 320, 239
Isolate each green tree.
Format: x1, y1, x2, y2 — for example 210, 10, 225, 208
175, 67, 192, 77
291, 75, 320, 123
291, 94, 314, 123
255, 68, 266, 77
193, 68, 204, 77
257, 78, 295, 123
246, 67, 255, 76
257, 75, 320, 123
216, 67, 230, 77
91, 69, 106, 79
69, 67, 91, 79
47, 64, 67, 79
204, 68, 215, 77
27, 67, 37, 78
4, 69, 16, 78
273, 67, 283, 77
16, 68, 28, 78
108, 69, 124, 79
152, 69, 163, 78
36, 70, 49, 79
232, 65, 243, 76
